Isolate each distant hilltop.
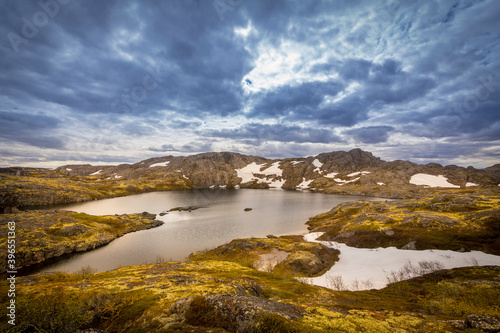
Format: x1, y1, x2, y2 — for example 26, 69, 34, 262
52, 149, 500, 191
1, 149, 500, 211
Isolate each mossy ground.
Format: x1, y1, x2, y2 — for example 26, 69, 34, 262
0, 260, 498, 332
1, 172, 499, 331
307, 191, 500, 255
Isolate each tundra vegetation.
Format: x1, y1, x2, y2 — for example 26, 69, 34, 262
0, 189, 498, 332
307, 194, 500, 255
0, 151, 499, 332
0, 260, 498, 332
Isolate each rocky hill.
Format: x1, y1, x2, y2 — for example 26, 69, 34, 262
55, 148, 500, 190
1, 149, 499, 211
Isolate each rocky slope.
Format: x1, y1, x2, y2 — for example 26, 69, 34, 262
1, 149, 500, 211
52, 148, 500, 191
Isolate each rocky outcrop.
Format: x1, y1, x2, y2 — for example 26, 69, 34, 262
191, 236, 340, 277
173, 293, 304, 332
466, 314, 500, 332
316, 148, 385, 171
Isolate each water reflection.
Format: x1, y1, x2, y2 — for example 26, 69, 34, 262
37, 189, 383, 274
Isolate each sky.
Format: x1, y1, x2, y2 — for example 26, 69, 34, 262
1, 0, 499, 169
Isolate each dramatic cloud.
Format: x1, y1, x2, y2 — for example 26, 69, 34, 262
346, 126, 394, 144
0, 111, 64, 149
204, 123, 343, 144
1, 0, 499, 168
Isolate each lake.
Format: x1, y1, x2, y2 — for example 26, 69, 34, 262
36, 189, 384, 274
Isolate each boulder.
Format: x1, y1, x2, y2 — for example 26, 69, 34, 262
173, 293, 303, 331
466, 314, 500, 332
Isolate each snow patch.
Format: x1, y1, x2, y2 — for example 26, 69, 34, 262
149, 161, 170, 168
291, 161, 304, 165
304, 232, 500, 290
235, 162, 265, 183
268, 179, 285, 189
262, 161, 283, 176
323, 172, 338, 179
296, 178, 313, 190
334, 177, 360, 186
89, 170, 102, 176
235, 162, 284, 188
347, 171, 371, 177
410, 174, 460, 188
312, 159, 323, 172
466, 182, 478, 187
377, 182, 385, 186
66, 168, 72, 171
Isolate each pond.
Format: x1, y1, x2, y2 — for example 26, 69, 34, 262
36, 189, 384, 274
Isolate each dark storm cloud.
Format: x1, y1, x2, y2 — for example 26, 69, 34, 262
346, 126, 394, 144
0, 0, 499, 167
204, 123, 343, 144
250, 81, 346, 122
1, 0, 251, 116
149, 142, 213, 153
255, 58, 436, 127
0, 110, 64, 148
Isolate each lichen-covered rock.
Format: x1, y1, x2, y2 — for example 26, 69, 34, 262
173, 293, 304, 332
466, 314, 500, 332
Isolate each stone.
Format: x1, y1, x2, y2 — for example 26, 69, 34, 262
466, 314, 500, 332
173, 293, 304, 331
383, 229, 395, 236
402, 241, 417, 250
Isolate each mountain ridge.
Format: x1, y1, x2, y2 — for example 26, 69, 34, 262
2, 149, 499, 212
54, 148, 500, 190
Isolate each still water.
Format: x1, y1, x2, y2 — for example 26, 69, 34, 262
38, 189, 384, 274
